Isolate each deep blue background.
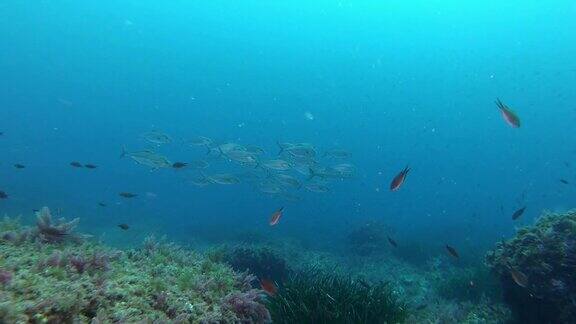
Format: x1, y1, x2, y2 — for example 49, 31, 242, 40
1, 1, 575, 255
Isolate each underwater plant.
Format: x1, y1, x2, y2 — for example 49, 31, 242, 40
33, 207, 82, 244
266, 268, 407, 324
222, 289, 272, 323
221, 245, 290, 283
486, 209, 576, 323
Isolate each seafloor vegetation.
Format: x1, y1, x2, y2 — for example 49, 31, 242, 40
0, 208, 270, 323
8, 207, 576, 323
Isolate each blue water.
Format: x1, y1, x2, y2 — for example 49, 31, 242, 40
1, 0, 575, 257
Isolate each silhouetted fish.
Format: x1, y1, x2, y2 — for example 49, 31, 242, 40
14, 164, 25, 169
415, 304, 428, 311
387, 236, 398, 248
172, 162, 187, 169
98, 202, 107, 207
84, 164, 98, 169
70, 161, 83, 168
269, 207, 284, 226
119, 192, 137, 198
390, 166, 410, 191
445, 245, 459, 259
0, 191, 8, 199
512, 206, 527, 220
560, 179, 569, 185
117, 223, 130, 230
510, 268, 528, 287
495, 98, 521, 128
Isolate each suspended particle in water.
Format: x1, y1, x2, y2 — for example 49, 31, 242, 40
304, 111, 314, 120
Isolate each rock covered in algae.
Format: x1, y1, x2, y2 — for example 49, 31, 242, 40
486, 209, 576, 323
0, 210, 271, 323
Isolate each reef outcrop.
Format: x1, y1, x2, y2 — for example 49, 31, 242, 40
486, 209, 576, 323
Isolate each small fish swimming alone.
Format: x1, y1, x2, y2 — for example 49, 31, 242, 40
98, 202, 107, 207
387, 236, 398, 248
14, 164, 26, 169
118, 223, 130, 230
560, 179, 569, 185
70, 161, 83, 168
510, 268, 528, 288
511, 206, 527, 220
390, 166, 410, 191
84, 164, 98, 169
260, 278, 277, 296
0, 191, 8, 199
495, 99, 521, 128
172, 162, 188, 169
445, 245, 459, 259
119, 192, 138, 198
269, 207, 284, 226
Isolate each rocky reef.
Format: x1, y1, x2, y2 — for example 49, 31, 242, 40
347, 220, 390, 256
0, 208, 271, 323
486, 209, 576, 323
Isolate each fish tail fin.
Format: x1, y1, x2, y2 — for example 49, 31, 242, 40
120, 146, 127, 159
276, 141, 284, 155
307, 167, 317, 180
495, 98, 505, 110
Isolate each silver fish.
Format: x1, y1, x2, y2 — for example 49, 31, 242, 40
308, 165, 342, 179
332, 163, 355, 178
256, 181, 284, 194
188, 160, 210, 169
273, 174, 301, 189
142, 131, 172, 145
285, 144, 317, 158
218, 143, 245, 154
208, 173, 241, 185
245, 145, 265, 155
225, 150, 258, 165
304, 183, 330, 193
324, 149, 351, 159
188, 175, 212, 187
121, 147, 172, 169
187, 136, 213, 147
261, 159, 291, 171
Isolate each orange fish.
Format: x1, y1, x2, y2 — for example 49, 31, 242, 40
495, 99, 521, 128
269, 207, 284, 226
390, 166, 410, 191
260, 278, 277, 296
